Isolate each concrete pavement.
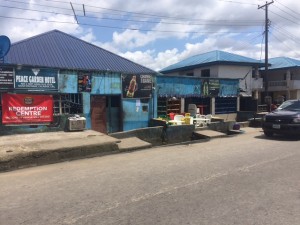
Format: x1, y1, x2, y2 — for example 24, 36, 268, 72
0, 126, 258, 172
0, 130, 120, 172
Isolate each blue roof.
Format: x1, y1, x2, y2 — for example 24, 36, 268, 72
160, 50, 264, 73
6, 30, 155, 74
267, 57, 300, 70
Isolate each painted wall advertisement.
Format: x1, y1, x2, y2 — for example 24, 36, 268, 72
0, 67, 14, 89
1, 93, 53, 124
14, 68, 58, 91
122, 74, 152, 98
157, 76, 201, 97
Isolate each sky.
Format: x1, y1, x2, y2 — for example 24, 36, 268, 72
1, 0, 300, 71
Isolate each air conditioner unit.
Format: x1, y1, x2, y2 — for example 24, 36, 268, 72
68, 116, 86, 131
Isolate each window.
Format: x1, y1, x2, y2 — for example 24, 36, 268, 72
186, 72, 194, 76
53, 94, 83, 115
201, 69, 210, 77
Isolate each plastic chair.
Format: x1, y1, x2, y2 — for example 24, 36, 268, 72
194, 114, 205, 127
174, 115, 184, 123
205, 114, 212, 125
168, 114, 184, 125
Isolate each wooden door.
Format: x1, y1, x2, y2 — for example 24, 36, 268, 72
91, 96, 107, 133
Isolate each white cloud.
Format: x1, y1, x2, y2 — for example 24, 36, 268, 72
2, 0, 300, 72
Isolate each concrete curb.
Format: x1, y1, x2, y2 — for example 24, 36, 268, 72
117, 137, 152, 152
0, 122, 253, 172
0, 141, 119, 172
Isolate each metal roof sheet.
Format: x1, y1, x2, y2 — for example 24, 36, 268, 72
267, 57, 300, 70
160, 50, 264, 73
5, 30, 156, 74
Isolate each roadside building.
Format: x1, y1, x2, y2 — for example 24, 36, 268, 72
159, 50, 265, 119
260, 57, 300, 103
0, 30, 157, 134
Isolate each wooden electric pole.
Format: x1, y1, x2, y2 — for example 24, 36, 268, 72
258, 1, 274, 99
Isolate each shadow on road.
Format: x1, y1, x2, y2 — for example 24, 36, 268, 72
254, 133, 300, 142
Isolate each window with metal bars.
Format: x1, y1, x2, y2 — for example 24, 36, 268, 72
53, 94, 83, 115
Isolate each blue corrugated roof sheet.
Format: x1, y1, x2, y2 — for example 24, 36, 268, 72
267, 57, 300, 70
160, 50, 264, 73
6, 30, 155, 74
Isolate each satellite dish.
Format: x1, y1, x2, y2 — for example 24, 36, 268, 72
0, 35, 11, 59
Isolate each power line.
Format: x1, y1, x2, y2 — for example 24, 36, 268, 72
270, 32, 300, 58
1, 0, 264, 24
269, 9, 300, 26
1, 0, 72, 12
235, 32, 264, 51
217, 0, 257, 5
274, 0, 300, 17
271, 24, 300, 44
0, 15, 263, 34
0, 4, 264, 27
259, 34, 265, 61
272, 4, 300, 21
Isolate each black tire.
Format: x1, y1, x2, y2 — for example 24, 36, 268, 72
264, 130, 273, 137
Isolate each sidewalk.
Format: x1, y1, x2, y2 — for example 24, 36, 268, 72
0, 130, 120, 172
0, 127, 259, 172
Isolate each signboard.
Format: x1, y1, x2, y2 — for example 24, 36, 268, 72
78, 72, 91, 92
15, 68, 58, 91
209, 79, 220, 96
1, 93, 53, 124
122, 74, 152, 98
0, 67, 14, 89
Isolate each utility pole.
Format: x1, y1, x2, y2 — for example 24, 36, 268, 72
258, 1, 274, 101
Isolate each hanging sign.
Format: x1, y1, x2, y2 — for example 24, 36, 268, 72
15, 68, 58, 91
1, 93, 53, 124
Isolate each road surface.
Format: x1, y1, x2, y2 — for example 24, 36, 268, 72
0, 128, 299, 225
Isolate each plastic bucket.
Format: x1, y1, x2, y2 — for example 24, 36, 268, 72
169, 113, 175, 120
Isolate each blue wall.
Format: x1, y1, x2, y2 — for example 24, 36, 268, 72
82, 92, 91, 129
157, 76, 201, 97
157, 76, 239, 97
59, 72, 77, 93
92, 72, 121, 95
81, 72, 154, 131
122, 99, 151, 131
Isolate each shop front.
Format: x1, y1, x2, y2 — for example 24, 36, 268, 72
0, 66, 67, 134
155, 75, 239, 125
0, 65, 156, 134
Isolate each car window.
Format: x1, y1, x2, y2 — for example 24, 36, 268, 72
278, 101, 300, 111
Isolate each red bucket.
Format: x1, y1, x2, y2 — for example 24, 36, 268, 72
169, 113, 175, 120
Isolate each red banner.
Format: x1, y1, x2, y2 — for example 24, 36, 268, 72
2, 93, 53, 124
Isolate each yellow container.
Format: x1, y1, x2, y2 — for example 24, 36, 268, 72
184, 117, 190, 124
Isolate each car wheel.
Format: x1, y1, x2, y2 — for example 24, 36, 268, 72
264, 131, 273, 137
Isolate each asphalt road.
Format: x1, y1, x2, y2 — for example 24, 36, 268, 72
0, 128, 299, 225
